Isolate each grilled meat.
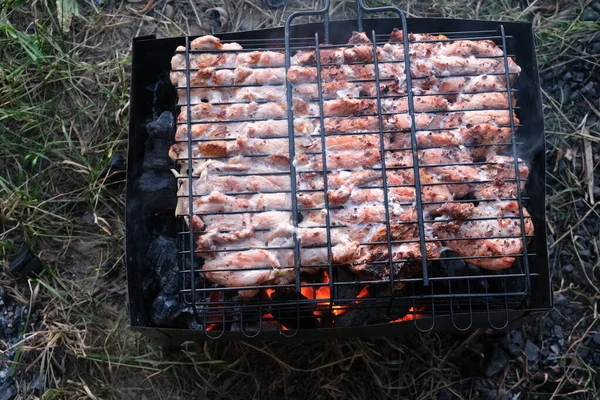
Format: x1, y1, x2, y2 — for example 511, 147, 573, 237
171, 29, 531, 297
432, 201, 534, 270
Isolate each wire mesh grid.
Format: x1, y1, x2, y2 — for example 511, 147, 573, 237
171, 1, 538, 337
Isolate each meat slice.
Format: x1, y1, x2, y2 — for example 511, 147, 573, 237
293, 81, 365, 100
186, 101, 287, 121
191, 66, 285, 87
416, 124, 513, 160
295, 149, 381, 171
195, 191, 291, 213
475, 155, 529, 200
202, 249, 295, 298
433, 201, 534, 270
192, 174, 291, 195
419, 147, 480, 197
348, 208, 440, 282
174, 119, 313, 142
287, 57, 518, 84
298, 134, 381, 152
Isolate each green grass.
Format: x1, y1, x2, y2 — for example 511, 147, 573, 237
1, 0, 599, 399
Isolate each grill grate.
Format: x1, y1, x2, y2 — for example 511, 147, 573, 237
172, 1, 538, 338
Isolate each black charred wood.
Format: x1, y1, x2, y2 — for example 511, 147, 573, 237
271, 289, 319, 329
151, 293, 179, 326
9, 246, 43, 279
98, 154, 126, 184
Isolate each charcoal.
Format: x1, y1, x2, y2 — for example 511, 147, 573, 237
143, 140, 173, 170
150, 293, 179, 326
554, 293, 568, 305
98, 154, 126, 183
576, 346, 590, 359
9, 246, 43, 278
146, 236, 177, 277
501, 330, 524, 357
484, 345, 507, 378
564, 264, 574, 273
143, 112, 175, 171
593, 333, 600, 346
136, 170, 177, 210
153, 75, 177, 119
271, 290, 318, 329
582, 9, 600, 21
573, 72, 585, 83
553, 325, 564, 339
160, 265, 179, 295
524, 340, 540, 362
580, 81, 597, 98
0, 378, 17, 400
146, 111, 174, 140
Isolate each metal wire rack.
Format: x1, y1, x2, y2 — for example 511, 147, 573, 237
171, 0, 539, 339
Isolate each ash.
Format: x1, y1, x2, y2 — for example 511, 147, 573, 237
0, 285, 40, 396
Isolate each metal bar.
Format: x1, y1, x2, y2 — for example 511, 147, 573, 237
281, 0, 331, 333
370, 30, 397, 293
183, 37, 200, 322
314, 33, 336, 315
397, 17, 430, 286
500, 24, 531, 293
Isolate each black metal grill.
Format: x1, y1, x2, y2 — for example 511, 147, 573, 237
130, 1, 551, 340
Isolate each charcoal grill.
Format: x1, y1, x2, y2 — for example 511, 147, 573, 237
126, 1, 550, 343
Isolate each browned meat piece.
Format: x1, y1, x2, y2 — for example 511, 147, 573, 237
416, 124, 513, 160
202, 249, 294, 298
192, 174, 291, 195
236, 51, 285, 67
348, 207, 440, 282
185, 101, 287, 121
190, 66, 285, 87
195, 191, 291, 213
433, 201, 534, 270
380, 75, 512, 97
475, 155, 529, 200
296, 149, 381, 171
419, 147, 480, 197
298, 134, 381, 152
450, 92, 510, 110
174, 119, 314, 142
387, 109, 518, 131
293, 81, 365, 100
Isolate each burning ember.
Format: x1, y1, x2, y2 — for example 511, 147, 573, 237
389, 307, 424, 323
300, 272, 371, 317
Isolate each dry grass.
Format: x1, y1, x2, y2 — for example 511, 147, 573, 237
1, 0, 599, 399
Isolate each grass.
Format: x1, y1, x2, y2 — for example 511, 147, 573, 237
0, 0, 599, 399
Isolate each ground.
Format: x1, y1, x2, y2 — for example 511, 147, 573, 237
0, 0, 599, 399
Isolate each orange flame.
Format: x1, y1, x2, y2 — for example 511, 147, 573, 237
206, 324, 218, 331
265, 289, 275, 298
356, 285, 370, 299
300, 273, 372, 318
263, 313, 289, 330
389, 307, 424, 323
